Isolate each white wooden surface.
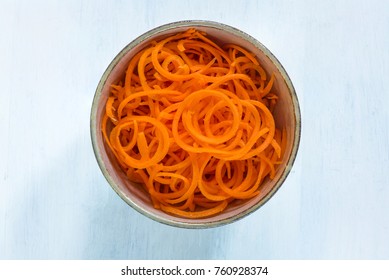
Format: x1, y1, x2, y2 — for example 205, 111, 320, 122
1, 0, 389, 259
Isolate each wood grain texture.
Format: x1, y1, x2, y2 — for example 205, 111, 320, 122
0, 0, 388, 259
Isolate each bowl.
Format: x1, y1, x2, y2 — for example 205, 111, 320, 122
90, 20, 301, 228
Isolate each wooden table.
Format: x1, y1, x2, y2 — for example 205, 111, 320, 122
1, 0, 388, 259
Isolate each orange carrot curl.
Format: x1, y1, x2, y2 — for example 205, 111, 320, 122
102, 29, 286, 218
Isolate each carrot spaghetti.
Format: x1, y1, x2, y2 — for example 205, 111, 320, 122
102, 28, 285, 218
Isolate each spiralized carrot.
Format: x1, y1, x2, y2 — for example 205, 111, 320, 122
102, 28, 286, 218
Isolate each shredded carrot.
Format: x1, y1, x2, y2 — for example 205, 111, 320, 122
102, 28, 286, 218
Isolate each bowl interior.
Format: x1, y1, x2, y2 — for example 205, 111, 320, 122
91, 21, 300, 228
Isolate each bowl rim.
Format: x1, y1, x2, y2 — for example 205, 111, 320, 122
90, 20, 301, 229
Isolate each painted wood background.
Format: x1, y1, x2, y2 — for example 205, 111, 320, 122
1, 0, 388, 259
